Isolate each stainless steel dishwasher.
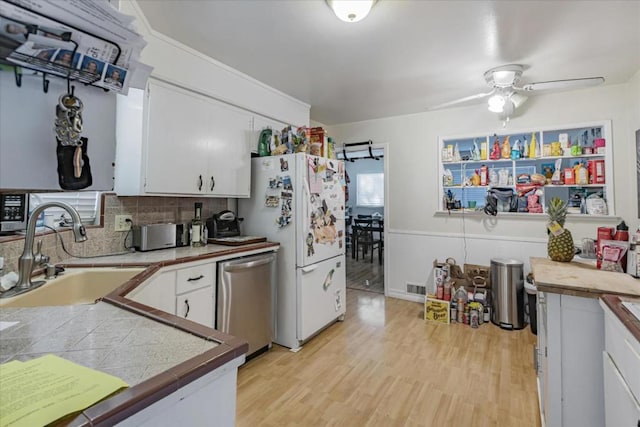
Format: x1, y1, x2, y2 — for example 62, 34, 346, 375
217, 252, 276, 358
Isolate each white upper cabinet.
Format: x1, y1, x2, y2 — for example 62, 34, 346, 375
115, 78, 252, 197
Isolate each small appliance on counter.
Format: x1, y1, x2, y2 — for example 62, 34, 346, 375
206, 210, 266, 246
0, 193, 28, 234
132, 223, 176, 252
207, 210, 243, 238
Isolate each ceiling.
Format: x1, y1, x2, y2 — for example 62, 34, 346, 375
136, 0, 640, 126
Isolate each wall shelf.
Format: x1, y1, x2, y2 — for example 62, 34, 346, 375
438, 121, 614, 217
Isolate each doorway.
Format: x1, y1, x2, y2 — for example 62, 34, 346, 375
340, 145, 386, 294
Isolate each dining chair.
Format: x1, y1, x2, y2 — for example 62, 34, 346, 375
353, 218, 383, 264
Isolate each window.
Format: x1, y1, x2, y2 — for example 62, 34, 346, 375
356, 173, 384, 207
29, 192, 101, 225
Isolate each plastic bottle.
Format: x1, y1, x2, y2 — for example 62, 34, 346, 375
529, 133, 537, 158
511, 139, 520, 160
501, 135, 511, 159
613, 220, 630, 271
522, 136, 529, 158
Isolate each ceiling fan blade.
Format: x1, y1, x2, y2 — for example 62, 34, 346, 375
427, 91, 495, 110
521, 77, 604, 92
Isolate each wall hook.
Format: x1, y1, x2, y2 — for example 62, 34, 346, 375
42, 73, 49, 93
66, 79, 75, 96
13, 67, 22, 87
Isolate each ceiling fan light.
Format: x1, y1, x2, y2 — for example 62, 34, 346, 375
327, 0, 375, 23
487, 94, 505, 113
510, 93, 527, 108
492, 70, 517, 87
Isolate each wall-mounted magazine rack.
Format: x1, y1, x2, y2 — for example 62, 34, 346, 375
0, 1, 122, 93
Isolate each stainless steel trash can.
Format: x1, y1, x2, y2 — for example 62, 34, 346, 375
490, 258, 525, 330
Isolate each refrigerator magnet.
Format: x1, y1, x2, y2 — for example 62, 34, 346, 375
265, 195, 279, 207
280, 157, 289, 171
261, 158, 274, 171
306, 233, 315, 256
282, 175, 292, 191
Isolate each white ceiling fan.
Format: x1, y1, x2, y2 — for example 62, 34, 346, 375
428, 64, 605, 117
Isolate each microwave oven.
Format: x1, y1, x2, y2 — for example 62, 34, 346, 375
0, 193, 28, 234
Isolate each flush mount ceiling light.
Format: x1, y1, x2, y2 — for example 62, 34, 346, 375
327, 0, 376, 23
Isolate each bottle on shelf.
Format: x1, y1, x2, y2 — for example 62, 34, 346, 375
190, 202, 205, 247
454, 143, 461, 162
501, 135, 511, 159
511, 139, 520, 160
472, 139, 481, 160
490, 135, 501, 160
481, 140, 488, 160
522, 135, 529, 158
529, 132, 538, 158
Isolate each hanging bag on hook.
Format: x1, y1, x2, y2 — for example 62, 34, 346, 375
483, 187, 517, 215
55, 91, 92, 190
56, 137, 92, 190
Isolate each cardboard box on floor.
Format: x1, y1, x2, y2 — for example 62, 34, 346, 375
432, 259, 491, 292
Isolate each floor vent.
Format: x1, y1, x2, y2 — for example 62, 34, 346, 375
406, 282, 426, 295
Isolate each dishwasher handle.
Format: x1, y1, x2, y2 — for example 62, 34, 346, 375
222, 254, 275, 272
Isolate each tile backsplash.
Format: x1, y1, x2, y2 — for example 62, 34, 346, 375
0, 193, 227, 273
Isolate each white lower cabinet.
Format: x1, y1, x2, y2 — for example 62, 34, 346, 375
127, 271, 176, 315
127, 259, 217, 328
176, 286, 214, 327
601, 300, 640, 427
537, 292, 605, 427
603, 352, 640, 426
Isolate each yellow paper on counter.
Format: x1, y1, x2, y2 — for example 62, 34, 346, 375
0, 354, 128, 427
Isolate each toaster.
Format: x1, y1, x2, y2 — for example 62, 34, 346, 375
132, 223, 176, 251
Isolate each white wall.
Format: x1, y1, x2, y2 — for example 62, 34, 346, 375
326, 81, 639, 300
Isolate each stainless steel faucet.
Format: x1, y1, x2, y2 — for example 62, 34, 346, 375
11, 201, 87, 296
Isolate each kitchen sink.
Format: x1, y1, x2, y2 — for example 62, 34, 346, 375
0, 267, 145, 308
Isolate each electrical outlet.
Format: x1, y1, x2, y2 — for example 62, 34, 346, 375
115, 215, 132, 232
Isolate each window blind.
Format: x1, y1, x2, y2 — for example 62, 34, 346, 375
29, 192, 100, 225
356, 173, 384, 207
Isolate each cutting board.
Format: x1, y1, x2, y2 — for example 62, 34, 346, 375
208, 236, 267, 246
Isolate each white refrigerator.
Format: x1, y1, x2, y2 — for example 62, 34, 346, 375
239, 153, 346, 350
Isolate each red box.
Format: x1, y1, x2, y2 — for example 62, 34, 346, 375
589, 160, 605, 184
564, 168, 575, 184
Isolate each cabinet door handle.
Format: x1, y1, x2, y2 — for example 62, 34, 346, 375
187, 275, 204, 282
184, 299, 190, 318
198, 175, 203, 191
210, 176, 215, 191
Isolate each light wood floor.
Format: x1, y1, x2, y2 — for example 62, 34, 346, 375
345, 252, 384, 294
236, 289, 541, 427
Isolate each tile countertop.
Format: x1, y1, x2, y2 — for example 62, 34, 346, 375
0, 241, 279, 426
530, 257, 640, 299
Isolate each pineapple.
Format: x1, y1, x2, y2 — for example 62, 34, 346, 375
547, 197, 575, 262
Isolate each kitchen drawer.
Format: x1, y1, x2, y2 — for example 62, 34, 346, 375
603, 351, 640, 426
176, 263, 216, 294
603, 305, 640, 403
